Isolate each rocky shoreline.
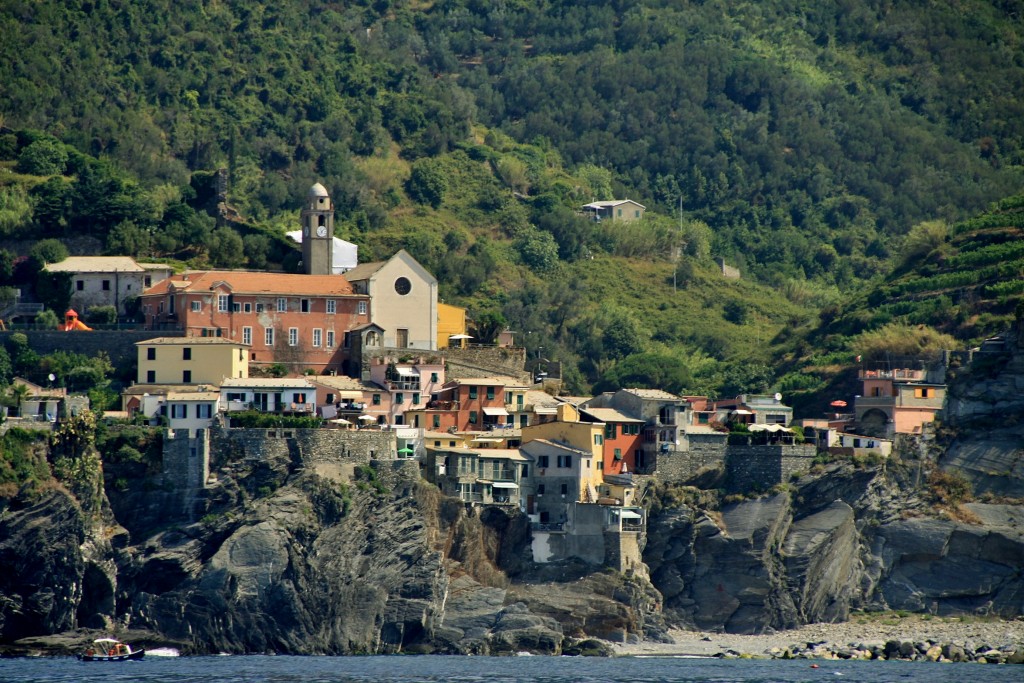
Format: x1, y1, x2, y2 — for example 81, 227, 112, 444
613, 616, 1024, 663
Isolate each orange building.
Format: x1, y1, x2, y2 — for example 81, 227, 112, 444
139, 270, 369, 374
579, 407, 644, 475
428, 377, 519, 432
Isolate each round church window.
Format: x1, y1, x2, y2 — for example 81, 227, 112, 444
395, 277, 412, 295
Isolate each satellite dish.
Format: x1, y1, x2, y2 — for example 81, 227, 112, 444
774, 392, 782, 401
48, 374, 56, 381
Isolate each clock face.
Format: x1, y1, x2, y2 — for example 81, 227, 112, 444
316, 225, 328, 237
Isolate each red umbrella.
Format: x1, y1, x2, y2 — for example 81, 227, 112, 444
829, 400, 848, 408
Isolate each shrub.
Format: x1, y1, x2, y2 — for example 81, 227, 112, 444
86, 305, 117, 325
927, 469, 973, 506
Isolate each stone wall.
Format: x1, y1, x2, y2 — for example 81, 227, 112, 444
443, 346, 529, 383
654, 441, 727, 483
0, 330, 183, 369
209, 427, 395, 469
725, 444, 817, 493
161, 428, 210, 520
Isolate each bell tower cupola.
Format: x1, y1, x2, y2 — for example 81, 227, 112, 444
301, 182, 334, 275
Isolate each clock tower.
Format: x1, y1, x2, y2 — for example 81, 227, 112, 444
301, 182, 334, 275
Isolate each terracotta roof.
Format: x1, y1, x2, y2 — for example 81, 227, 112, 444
142, 270, 360, 297
45, 256, 145, 273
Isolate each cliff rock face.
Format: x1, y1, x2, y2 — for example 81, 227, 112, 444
643, 460, 1024, 634
942, 320, 1024, 497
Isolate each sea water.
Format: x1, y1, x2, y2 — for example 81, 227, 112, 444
1, 654, 1020, 683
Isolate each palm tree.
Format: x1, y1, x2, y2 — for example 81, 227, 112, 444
7, 382, 30, 418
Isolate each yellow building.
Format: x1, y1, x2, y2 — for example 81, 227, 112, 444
437, 302, 468, 348
520, 403, 605, 497
136, 337, 249, 385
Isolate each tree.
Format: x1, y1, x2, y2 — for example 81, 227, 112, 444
516, 227, 559, 272
106, 221, 153, 256
243, 234, 271, 269
598, 352, 694, 395
406, 159, 447, 209
35, 309, 60, 330
6, 382, 30, 417
206, 227, 245, 268
497, 156, 530, 194
29, 238, 69, 267
16, 138, 68, 176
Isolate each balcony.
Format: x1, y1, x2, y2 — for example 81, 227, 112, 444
531, 522, 565, 532
386, 379, 421, 392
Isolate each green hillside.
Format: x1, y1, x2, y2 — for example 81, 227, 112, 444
776, 193, 1024, 416
2, 1, 1023, 397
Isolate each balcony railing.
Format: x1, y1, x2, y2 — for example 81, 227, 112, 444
531, 522, 565, 532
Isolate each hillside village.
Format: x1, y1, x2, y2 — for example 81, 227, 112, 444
5, 182, 965, 573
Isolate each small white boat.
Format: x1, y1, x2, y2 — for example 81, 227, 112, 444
77, 638, 145, 661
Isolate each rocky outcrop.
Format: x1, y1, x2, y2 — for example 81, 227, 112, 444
643, 459, 1024, 634
942, 318, 1024, 497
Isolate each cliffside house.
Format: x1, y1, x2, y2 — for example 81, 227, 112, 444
855, 367, 946, 438
425, 445, 528, 507
580, 199, 646, 222
4, 377, 65, 421
44, 256, 172, 318
366, 356, 446, 426
138, 270, 369, 374
135, 337, 248, 385
713, 393, 793, 426
582, 388, 687, 473
344, 249, 438, 351
415, 376, 523, 432
578, 407, 645, 476
220, 377, 316, 415
310, 374, 371, 421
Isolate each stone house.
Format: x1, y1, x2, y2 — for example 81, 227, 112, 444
424, 445, 528, 507
44, 256, 172, 317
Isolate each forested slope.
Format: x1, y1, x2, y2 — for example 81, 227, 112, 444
1, 0, 1022, 396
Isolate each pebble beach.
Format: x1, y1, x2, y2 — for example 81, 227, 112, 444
613, 616, 1024, 661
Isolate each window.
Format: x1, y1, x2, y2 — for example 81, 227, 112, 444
76, 280, 84, 291
312, 329, 322, 347
373, 394, 381, 405
469, 387, 478, 399
255, 303, 264, 312
242, 327, 252, 345
396, 393, 404, 404
277, 298, 287, 312
635, 209, 641, 218
430, 372, 438, 383
288, 328, 298, 346
102, 280, 111, 291
146, 370, 155, 383
144, 276, 151, 287
914, 387, 935, 398
469, 411, 478, 424
232, 302, 240, 312
326, 330, 334, 348
265, 328, 274, 346
556, 455, 572, 468
357, 300, 367, 315
613, 448, 622, 461
538, 484, 546, 495
182, 348, 191, 360
486, 387, 495, 400
183, 370, 192, 383
301, 299, 310, 313
197, 404, 212, 419
147, 347, 156, 360
432, 415, 440, 428
171, 404, 186, 419
292, 392, 306, 404
326, 299, 336, 314
218, 295, 229, 312
190, 300, 202, 312
394, 277, 411, 295
537, 455, 549, 468
243, 302, 252, 313
594, 434, 604, 445
560, 483, 568, 495
412, 393, 420, 405
605, 424, 616, 439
